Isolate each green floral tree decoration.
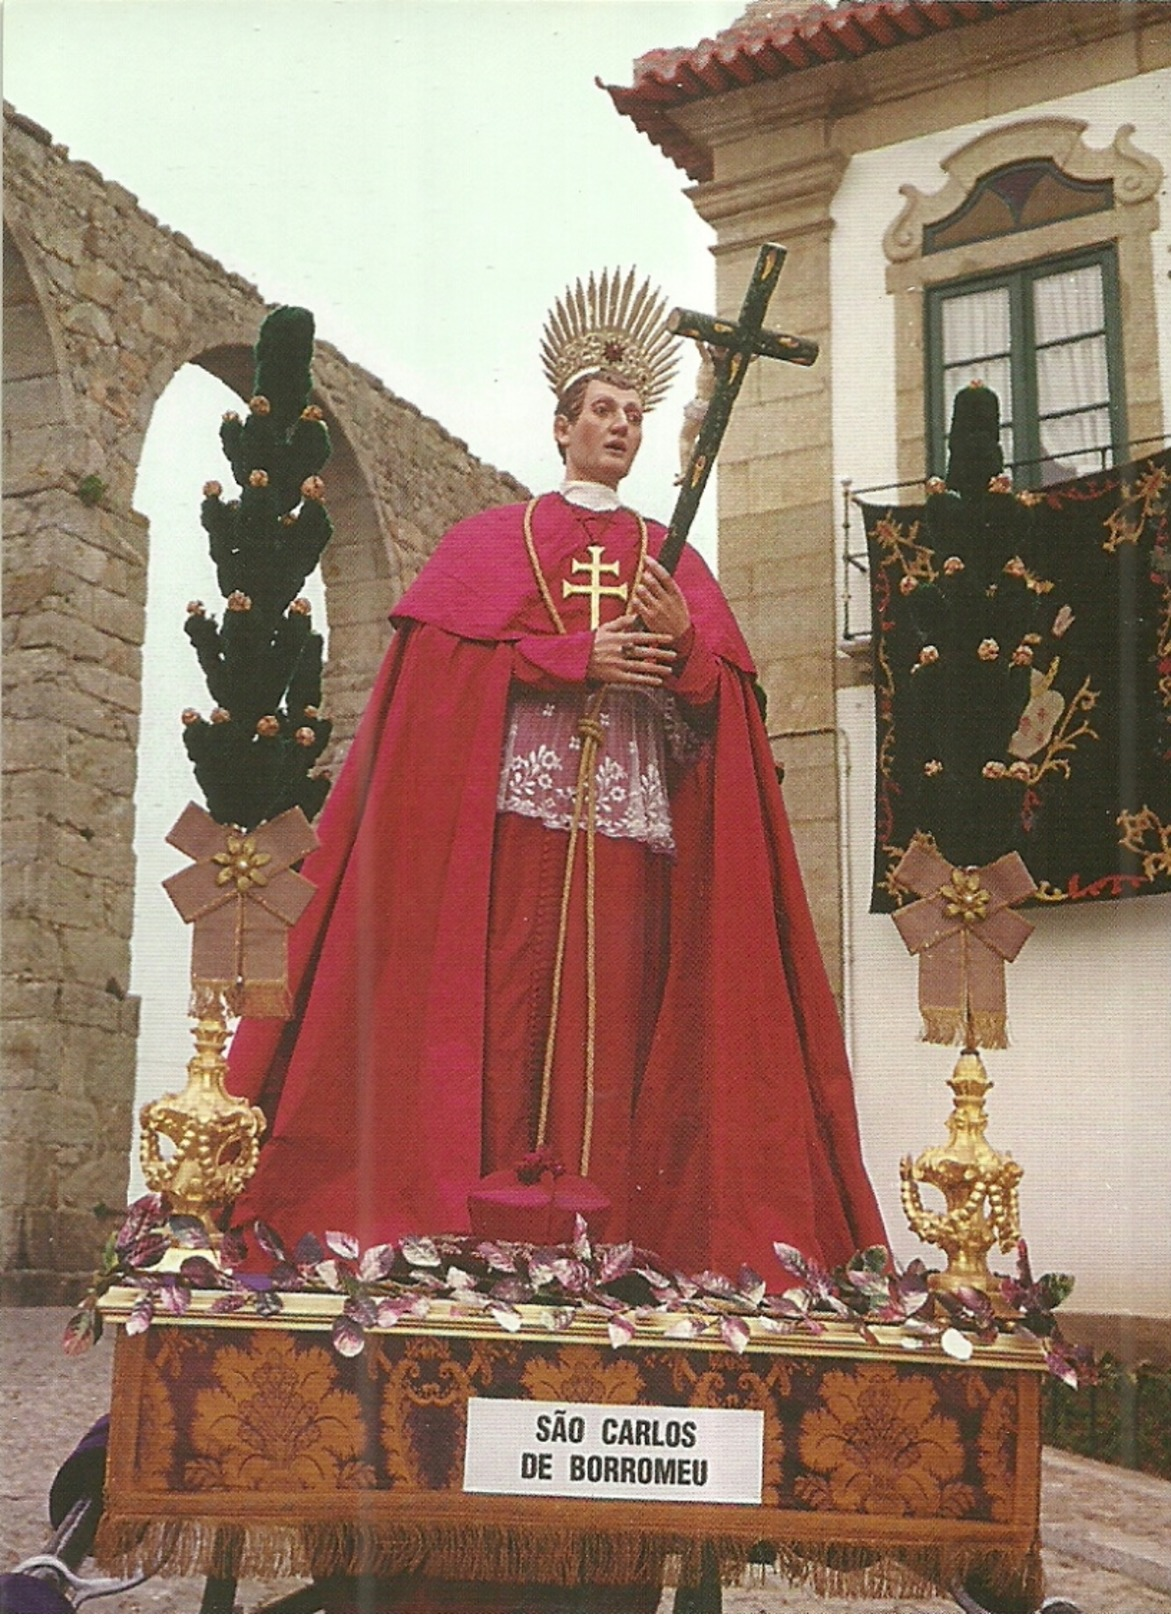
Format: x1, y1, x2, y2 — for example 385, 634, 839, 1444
891, 382, 1055, 868
181, 306, 334, 831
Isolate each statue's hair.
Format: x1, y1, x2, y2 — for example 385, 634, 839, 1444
553, 369, 641, 463
555, 367, 640, 425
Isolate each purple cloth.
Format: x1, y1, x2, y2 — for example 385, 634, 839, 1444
0, 1572, 75, 1612
49, 1414, 108, 1529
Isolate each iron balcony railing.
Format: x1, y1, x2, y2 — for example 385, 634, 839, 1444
838, 434, 1168, 644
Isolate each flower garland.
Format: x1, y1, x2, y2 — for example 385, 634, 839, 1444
65, 1194, 1096, 1389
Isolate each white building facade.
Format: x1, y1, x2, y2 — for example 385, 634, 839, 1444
610, 0, 1171, 1339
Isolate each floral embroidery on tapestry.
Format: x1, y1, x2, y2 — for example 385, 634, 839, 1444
185, 1335, 373, 1492
794, 1362, 974, 1518
378, 1336, 475, 1492
521, 1345, 645, 1407
863, 448, 1171, 908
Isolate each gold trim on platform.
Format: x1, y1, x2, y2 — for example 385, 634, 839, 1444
96, 1286, 1048, 1371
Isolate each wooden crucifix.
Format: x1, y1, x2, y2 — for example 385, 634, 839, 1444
657, 242, 818, 574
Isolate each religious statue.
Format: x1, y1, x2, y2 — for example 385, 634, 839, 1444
225, 262, 886, 1290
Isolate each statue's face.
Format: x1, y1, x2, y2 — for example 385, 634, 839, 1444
555, 379, 644, 489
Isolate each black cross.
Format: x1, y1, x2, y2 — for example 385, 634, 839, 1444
657, 243, 818, 574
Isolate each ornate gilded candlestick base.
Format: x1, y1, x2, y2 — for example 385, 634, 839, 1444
139, 988, 266, 1234
900, 1048, 1022, 1309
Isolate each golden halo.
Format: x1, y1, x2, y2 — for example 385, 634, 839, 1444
541, 267, 680, 412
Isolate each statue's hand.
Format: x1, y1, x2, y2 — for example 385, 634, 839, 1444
633, 556, 692, 644
589, 613, 676, 687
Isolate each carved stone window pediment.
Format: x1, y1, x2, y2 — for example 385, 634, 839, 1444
884, 119, 1162, 266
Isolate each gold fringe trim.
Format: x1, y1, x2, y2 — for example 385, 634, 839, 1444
921, 1007, 1008, 1050
93, 1515, 1042, 1604
188, 977, 291, 1019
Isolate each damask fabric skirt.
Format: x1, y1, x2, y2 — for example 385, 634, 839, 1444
482, 812, 671, 1237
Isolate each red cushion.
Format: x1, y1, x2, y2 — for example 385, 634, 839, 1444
468, 1170, 611, 1245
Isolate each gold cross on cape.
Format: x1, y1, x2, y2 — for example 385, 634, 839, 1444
563, 545, 628, 629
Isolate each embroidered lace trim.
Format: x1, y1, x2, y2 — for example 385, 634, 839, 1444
497, 687, 705, 855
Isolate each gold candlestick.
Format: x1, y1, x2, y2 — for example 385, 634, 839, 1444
139, 988, 266, 1230
900, 1046, 1022, 1307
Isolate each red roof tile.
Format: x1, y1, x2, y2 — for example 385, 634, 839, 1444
603, 0, 1025, 181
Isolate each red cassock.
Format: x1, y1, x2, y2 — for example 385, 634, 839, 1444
227, 493, 886, 1284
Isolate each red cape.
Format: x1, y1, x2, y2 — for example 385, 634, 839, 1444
229, 499, 887, 1282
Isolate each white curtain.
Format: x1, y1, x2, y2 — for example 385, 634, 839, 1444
939, 265, 1112, 484
1033, 264, 1110, 482
941, 286, 1015, 463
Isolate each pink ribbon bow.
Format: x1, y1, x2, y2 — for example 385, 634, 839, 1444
891, 836, 1036, 1049
162, 803, 318, 1017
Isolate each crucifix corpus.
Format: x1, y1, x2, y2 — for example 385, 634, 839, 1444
657, 241, 819, 574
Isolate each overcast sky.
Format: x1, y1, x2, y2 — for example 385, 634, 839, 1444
5, 0, 740, 1177
6, 0, 736, 513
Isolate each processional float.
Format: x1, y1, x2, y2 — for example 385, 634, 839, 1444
51, 256, 1079, 1616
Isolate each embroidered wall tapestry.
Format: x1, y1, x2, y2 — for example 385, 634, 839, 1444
863, 449, 1171, 911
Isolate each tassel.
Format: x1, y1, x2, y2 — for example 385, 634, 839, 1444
93, 1514, 1042, 1606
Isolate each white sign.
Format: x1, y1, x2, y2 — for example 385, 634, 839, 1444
463, 1398, 764, 1504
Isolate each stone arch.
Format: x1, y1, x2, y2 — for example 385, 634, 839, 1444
2, 103, 525, 1297
882, 119, 1165, 484
2, 217, 77, 496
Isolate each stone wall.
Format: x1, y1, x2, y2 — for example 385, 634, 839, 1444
1, 104, 526, 1300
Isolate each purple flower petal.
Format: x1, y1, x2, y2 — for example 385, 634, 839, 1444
475, 1241, 518, 1274
159, 1281, 192, 1316
599, 1242, 635, 1283
313, 1259, 341, 1291
607, 1314, 636, 1349
125, 1294, 156, 1336
179, 1255, 223, 1290
123, 1232, 169, 1271
357, 1242, 398, 1282
252, 1220, 287, 1261
489, 1302, 523, 1334
772, 1242, 810, 1281
62, 1307, 99, 1356
115, 1194, 165, 1254
343, 1295, 378, 1328
168, 1214, 211, 1249
941, 1327, 974, 1361
332, 1316, 366, 1357
293, 1232, 326, 1267
220, 1228, 249, 1269
400, 1235, 440, 1268
209, 1288, 254, 1315
721, 1316, 751, 1354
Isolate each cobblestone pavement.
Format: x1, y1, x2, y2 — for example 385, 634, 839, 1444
3, 1309, 1169, 1615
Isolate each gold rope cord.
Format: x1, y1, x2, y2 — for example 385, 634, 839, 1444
522, 498, 567, 634
521, 497, 648, 1176
535, 694, 603, 1172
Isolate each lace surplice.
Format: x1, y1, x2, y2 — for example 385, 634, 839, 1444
496, 686, 705, 856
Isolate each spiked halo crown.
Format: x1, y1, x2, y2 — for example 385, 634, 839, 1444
541, 268, 680, 412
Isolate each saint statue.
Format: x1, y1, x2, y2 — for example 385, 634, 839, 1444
227, 270, 885, 1286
